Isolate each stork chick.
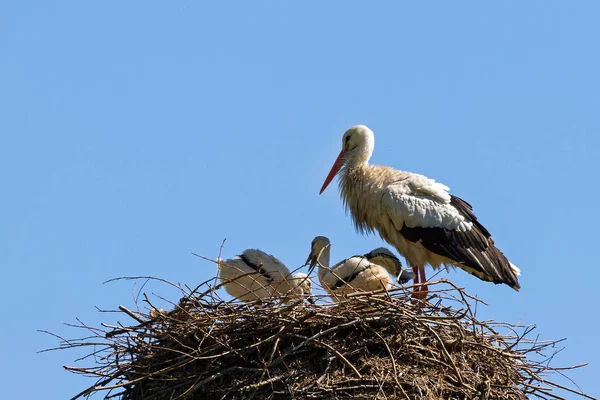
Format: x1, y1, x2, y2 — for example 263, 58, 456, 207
288, 272, 314, 304
306, 236, 409, 301
364, 247, 415, 284
218, 249, 311, 304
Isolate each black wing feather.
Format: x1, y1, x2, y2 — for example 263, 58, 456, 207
331, 258, 370, 290
239, 253, 274, 285
400, 195, 520, 290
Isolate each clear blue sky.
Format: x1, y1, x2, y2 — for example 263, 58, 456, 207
2, 2, 599, 398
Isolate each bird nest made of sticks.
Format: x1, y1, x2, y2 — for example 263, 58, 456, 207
45, 278, 594, 400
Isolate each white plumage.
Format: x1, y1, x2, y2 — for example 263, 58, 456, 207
218, 249, 311, 303
319, 125, 521, 300
306, 236, 410, 301
287, 272, 312, 302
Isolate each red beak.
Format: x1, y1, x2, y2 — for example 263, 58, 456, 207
320, 149, 346, 194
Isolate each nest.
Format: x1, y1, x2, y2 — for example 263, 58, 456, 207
45, 277, 594, 400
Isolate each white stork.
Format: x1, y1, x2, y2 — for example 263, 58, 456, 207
288, 272, 313, 301
305, 236, 414, 301
319, 125, 521, 300
218, 249, 312, 304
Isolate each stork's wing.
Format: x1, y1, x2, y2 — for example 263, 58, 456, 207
240, 249, 291, 283
328, 257, 372, 290
382, 182, 520, 290
382, 179, 471, 231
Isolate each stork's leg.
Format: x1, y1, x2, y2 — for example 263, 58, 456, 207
418, 267, 428, 299
412, 265, 419, 284
411, 264, 422, 302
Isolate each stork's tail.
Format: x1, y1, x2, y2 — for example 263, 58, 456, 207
510, 262, 521, 277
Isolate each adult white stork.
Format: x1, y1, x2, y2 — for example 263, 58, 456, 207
218, 249, 312, 304
305, 236, 414, 301
319, 125, 521, 300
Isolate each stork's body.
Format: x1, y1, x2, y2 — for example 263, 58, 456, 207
306, 236, 413, 301
218, 249, 312, 303
320, 125, 521, 300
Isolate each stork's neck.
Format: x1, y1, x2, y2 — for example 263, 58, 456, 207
315, 246, 330, 280
339, 164, 393, 236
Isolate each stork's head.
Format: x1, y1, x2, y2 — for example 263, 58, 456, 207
364, 247, 402, 277
397, 269, 416, 285
320, 125, 375, 194
291, 272, 314, 304
305, 236, 331, 276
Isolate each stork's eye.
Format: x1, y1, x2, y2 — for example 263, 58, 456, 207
345, 135, 352, 144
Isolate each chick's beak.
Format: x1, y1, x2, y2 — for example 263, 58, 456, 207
306, 253, 319, 276
305, 253, 313, 266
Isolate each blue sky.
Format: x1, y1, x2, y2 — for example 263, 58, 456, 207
1, 2, 599, 398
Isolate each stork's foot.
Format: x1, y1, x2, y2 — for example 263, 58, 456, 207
420, 284, 429, 299
410, 293, 420, 305
410, 284, 429, 306
410, 288, 426, 304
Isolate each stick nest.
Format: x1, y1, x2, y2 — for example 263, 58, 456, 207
46, 278, 594, 400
